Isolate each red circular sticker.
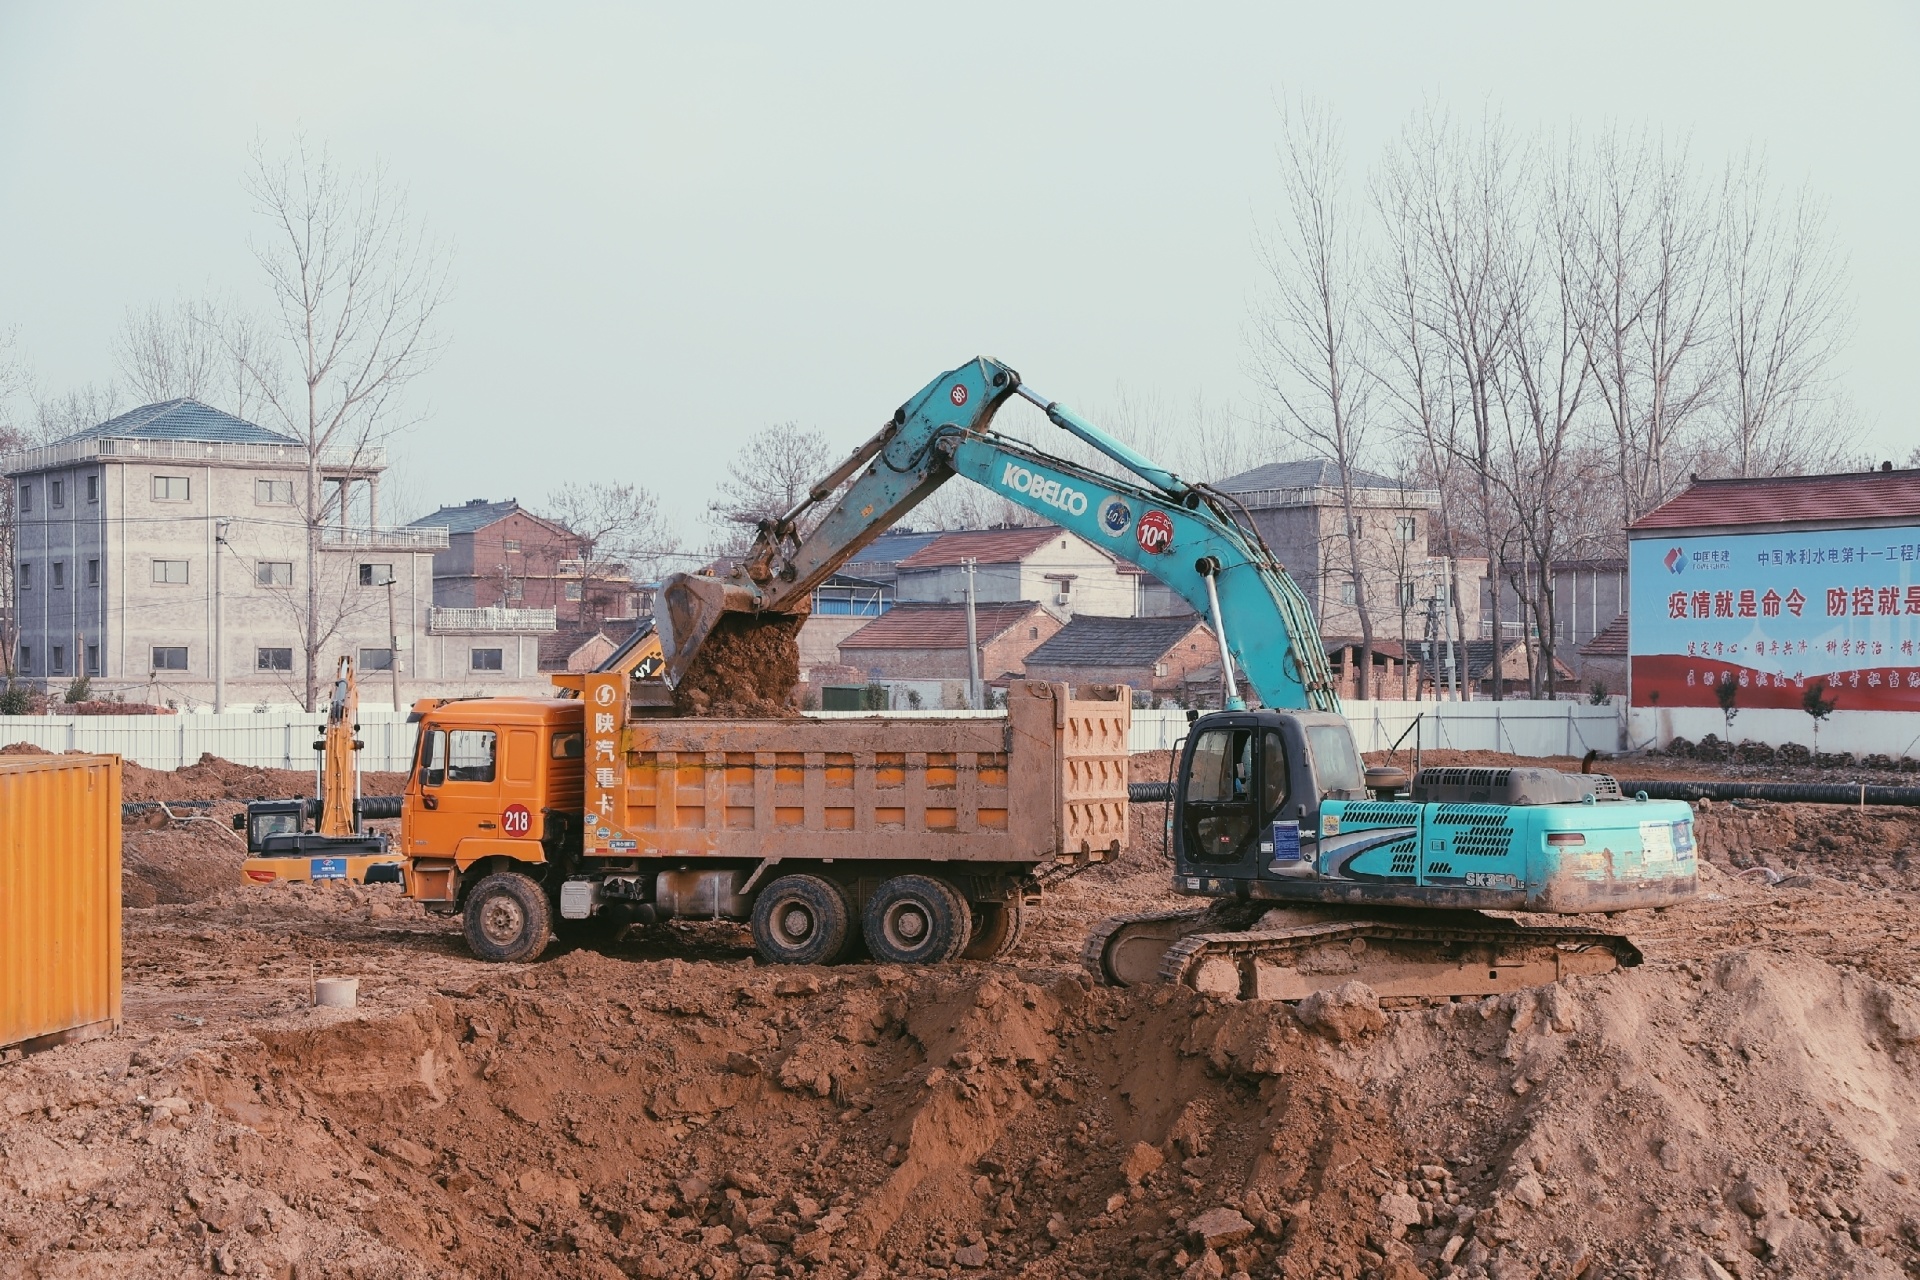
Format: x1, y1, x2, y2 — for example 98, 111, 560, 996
949, 384, 968, 406
1136, 510, 1174, 554
502, 803, 533, 837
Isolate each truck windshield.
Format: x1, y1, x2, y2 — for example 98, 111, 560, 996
1305, 724, 1364, 795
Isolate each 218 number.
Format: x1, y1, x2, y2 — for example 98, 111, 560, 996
502, 804, 532, 837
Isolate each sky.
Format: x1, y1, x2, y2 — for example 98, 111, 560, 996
1, 1, 1914, 538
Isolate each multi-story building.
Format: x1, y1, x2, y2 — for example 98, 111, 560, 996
408, 498, 638, 627
3, 399, 554, 708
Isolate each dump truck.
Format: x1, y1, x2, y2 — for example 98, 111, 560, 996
247, 677, 1128, 964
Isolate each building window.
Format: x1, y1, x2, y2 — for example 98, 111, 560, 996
257, 648, 293, 672
359, 563, 393, 586
50, 479, 63, 508
51, 561, 64, 590
255, 479, 294, 505
50, 646, 66, 675
1396, 516, 1417, 543
17, 482, 30, 513
151, 646, 189, 672
18, 645, 30, 673
503, 539, 521, 553
359, 648, 394, 671
1029, 626, 1039, 639
18, 563, 31, 591
506, 580, 525, 603
151, 475, 190, 502
564, 581, 583, 601
256, 561, 293, 586
1399, 580, 1416, 607
470, 647, 504, 671
1341, 581, 1357, 605
86, 559, 99, 586
152, 560, 190, 585
85, 475, 98, 503
1154, 661, 1168, 677
86, 645, 100, 675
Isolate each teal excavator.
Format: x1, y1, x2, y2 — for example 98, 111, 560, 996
658, 358, 1696, 999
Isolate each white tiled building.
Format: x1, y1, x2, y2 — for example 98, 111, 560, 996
3, 400, 555, 708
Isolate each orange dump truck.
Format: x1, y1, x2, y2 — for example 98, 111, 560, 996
272, 680, 1129, 965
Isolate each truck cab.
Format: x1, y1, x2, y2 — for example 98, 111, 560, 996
400, 697, 586, 909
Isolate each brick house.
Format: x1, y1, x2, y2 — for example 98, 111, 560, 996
837, 601, 1062, 682
409, 498, 636, 627
1022, 615, 1216, 701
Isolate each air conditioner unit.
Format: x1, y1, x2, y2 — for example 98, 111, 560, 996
1054, 591, 1071, 606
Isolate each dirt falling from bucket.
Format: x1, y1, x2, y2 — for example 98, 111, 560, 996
671, 612, 804, 718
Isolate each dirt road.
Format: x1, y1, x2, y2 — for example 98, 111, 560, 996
2, 756, 1918, 1279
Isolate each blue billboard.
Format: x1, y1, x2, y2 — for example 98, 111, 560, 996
1629, 525, 1920, 711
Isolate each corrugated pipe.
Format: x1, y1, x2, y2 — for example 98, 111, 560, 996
1126, 778, 1920, 808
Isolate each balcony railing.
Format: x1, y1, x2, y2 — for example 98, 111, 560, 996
322, 526, 451, 551
428, 606, 557, 634
1, 435, 387, 476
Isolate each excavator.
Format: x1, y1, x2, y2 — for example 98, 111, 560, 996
656, 356, 1698, 1000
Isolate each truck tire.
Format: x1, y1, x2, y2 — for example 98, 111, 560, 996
463, 872, 553, 963
751, 874, 853, 966
864, 875, 971, 966
961, 901, 1024, 961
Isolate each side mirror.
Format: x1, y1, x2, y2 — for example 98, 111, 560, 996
422, 794, 439, 811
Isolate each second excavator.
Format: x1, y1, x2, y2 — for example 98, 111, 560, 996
655, 357, 1697, 1000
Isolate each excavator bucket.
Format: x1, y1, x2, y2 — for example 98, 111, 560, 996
656, 573, 761, 687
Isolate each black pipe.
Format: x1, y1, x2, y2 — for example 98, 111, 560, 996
1618, 779, 1920, 808
1128, 777, 1920, 808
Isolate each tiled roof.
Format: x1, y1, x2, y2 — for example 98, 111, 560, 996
1580, 613, 1629, 658
897, 526, 1062, 569
844, 530, 944, 572
56, 398, 300, 447
839, 601, 1047, 650
1213, 459, 1406, 493
410, 499, 524, 536
1628, 469, 1920, 532
1025, 615, 1210, 668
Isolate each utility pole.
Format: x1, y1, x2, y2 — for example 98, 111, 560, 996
213, 518, 230, 713
962, 558, 982, 711
380, 571, 402, 711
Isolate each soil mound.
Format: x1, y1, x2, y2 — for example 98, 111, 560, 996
673, 613, 804, 717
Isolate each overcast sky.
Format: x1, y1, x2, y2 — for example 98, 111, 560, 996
1, 2, 1914, 536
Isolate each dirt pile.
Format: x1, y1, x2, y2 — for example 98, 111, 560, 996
673, 613, 805, 718
120, 752, 408, 804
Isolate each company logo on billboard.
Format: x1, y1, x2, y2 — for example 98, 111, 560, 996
1664, 547, 1685, 575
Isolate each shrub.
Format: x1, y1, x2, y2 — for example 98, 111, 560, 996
0, 683, 30, 716
63, 674, 92, 704
1664, 735, 1694, 758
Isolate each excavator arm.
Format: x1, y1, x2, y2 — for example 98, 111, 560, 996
658, 357, 1339, 713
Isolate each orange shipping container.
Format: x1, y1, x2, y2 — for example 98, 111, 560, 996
0, 754, 122, 1055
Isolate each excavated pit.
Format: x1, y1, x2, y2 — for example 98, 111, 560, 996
4, 751, 1920, 1278
672, 613, 805, 719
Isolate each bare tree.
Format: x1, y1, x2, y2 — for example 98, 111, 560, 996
545, 482, 681, 626
238, 137, 451, 710
1718, 150, 1850, 477
1376, 106, 1524, 696
116, 299, 280, 422
1252, 100, 1381, 697
0, 328, 31, 681
708, 422, 836, 552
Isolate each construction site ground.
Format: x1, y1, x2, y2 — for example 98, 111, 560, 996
3, 749, 1919, 1280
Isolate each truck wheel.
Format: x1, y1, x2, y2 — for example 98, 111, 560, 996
752, 875, 852, 965
864, 875, 971, 966
961, 901, 1024, 961
463, 872, 553, 963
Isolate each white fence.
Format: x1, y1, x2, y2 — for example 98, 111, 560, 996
2, 699, 1629, 774
1128, 699, 1625, 757
1628, 706, 1920, 761
0, 710, 421, 773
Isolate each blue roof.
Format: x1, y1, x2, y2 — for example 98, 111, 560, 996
60, 399, 301, 447
409, 499, 524, 535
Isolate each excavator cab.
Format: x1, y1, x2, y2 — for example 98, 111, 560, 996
1173, 711, 1369, 882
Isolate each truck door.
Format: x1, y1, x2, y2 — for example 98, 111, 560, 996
413, 725, 504, 854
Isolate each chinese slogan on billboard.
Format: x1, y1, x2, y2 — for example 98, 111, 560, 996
1629, 525, 1920, 711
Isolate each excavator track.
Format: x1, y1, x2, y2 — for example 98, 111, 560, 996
1085, 906, 1641, 1001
